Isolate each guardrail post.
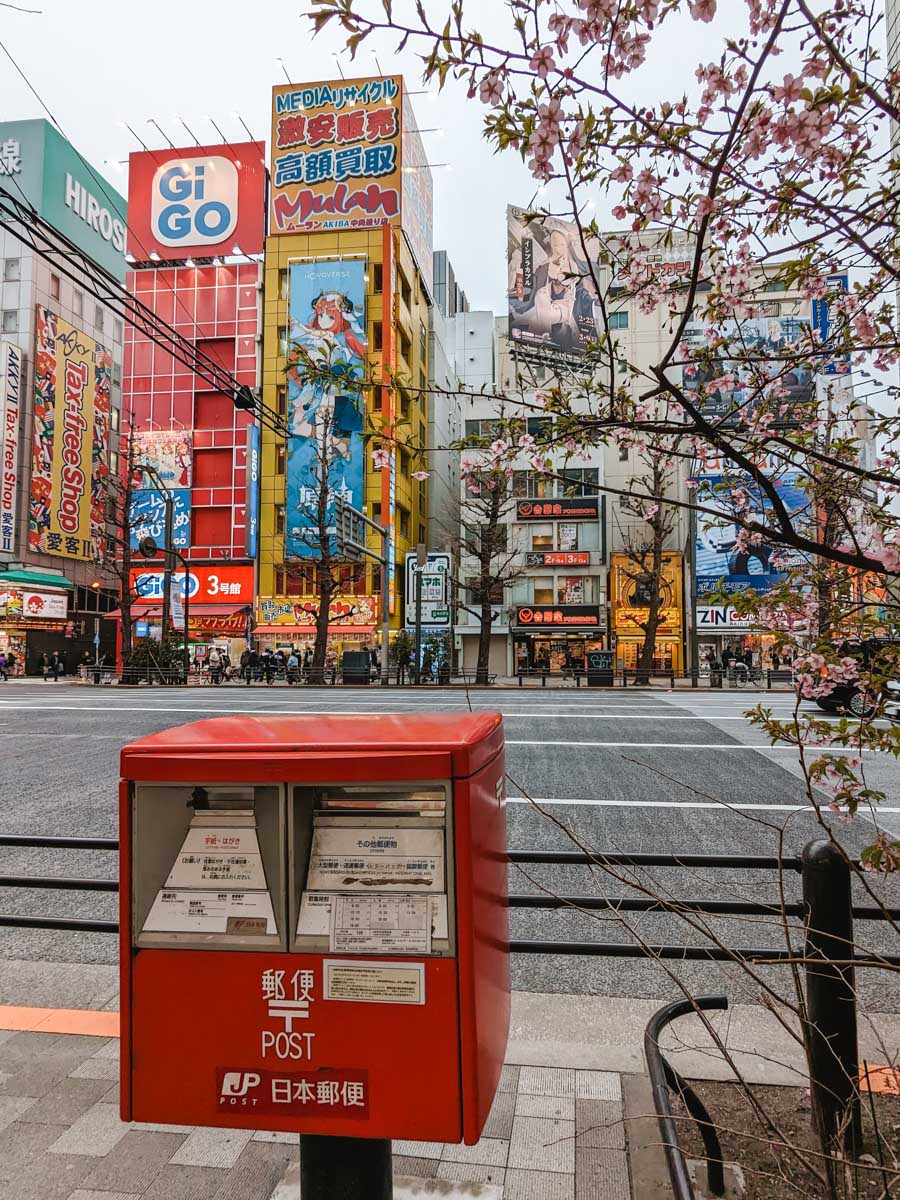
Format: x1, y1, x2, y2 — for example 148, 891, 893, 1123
801, 839, 862, 1158
542, 671, 547, 688
518, 672, 523, 687
300, 1135, 391, 1200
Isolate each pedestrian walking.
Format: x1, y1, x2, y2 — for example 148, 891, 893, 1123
40, 651, 51, 681
208, 647, 222, 685
50, 651, 62, 681
302, 647, 312, 679
286, 649, 300, 685
0, 652, 6, 681
5, 650, 14, 678
261, 649, 275, 685
772, 651, 781, 670
245, 648, 259, 685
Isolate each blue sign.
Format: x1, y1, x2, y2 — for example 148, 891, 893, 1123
285, 259, 367, 558
135, 620, 149, 638
245, 423, 260, 559
811, 273, 850, 376
695, 472, 808, 598
129, 489, 191, 550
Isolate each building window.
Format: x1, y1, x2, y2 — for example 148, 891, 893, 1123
1, 310, 16, 333
418, 523, 426, 545
49, 272, 60, 300
398, 329, 412, 363
278, 326, 288, 357
527, 416, 553, 438
619, 443, 629, 461
419, 319, 427, 363
114, 319, 123, 343
373, 263, 383, 294
533, 577, 554, 604
110, 406, 120, 432
109, 449, 120, 475
275, 568, 286, 594
558, 576, 589, 604
276, 505, 285, 535
372, 321, 382, 351
95, 305, 104, 332
531, 528, 553, 550
398, 270, 411, 308
276, 386, 286, 416
399, 508, 410, 539
72, 289, 83, 317
559, 468, 599, 497
279, 269, 289, 300
276, 444, 285, 475
112, 363, 122, 387
608, 311, 629, 330
3, 258, 19, 282
371, 502, 381, 522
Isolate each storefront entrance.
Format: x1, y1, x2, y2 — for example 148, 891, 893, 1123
616, 637, 680, 674
514, 633, 605, 674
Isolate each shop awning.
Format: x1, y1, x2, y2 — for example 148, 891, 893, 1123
0, 570, 74, 591
254, 624, 376, 637
107, 605, 247, 619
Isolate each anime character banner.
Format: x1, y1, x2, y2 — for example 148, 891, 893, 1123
508, 207, 602, 357
131, 430, 193, 489
695, 471, 809, 597
285, 260, 367, 558
29, 306, 110, 561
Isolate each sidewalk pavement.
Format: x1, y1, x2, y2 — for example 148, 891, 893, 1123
2, 958, 900, 1199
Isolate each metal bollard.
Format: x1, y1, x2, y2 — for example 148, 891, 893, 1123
801, 839, 862, 1157
766, 669, 772, 690
541, 671, 547, 688
518, 673, 523, 687
300, 1134, 392, 1199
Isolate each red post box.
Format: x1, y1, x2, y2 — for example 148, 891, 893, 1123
120, 713, 509, 1158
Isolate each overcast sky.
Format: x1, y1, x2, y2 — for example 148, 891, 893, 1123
0, 0, 739, 314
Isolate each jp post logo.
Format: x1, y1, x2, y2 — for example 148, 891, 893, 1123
150, 156, 238, 248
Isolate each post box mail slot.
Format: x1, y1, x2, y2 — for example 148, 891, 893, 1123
120, 713, 509, 1145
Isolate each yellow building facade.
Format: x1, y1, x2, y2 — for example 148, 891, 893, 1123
258, 226, 431, 653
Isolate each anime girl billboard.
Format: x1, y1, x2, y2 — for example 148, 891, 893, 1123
285, 260, 367, 558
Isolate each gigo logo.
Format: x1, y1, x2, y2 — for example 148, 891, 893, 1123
151, 157, 238, 248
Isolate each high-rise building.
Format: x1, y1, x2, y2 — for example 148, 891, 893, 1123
121, 141, 266, 665
0, 119, 127, 675
256, 76, 434, 656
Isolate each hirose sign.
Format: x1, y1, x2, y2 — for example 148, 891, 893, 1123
126, 142, 266, 261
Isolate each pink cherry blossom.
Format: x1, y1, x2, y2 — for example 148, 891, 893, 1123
689, 0, 716, 23
371, 447, 390, 470
411, 470, 430, 482
530, 46, 556, 79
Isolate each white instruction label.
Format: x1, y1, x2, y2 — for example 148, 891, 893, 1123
297, 892, 448, 941
143, 888, 276, 934
329, 894, 431, 955
307, 826, 444, 893
323, 960, 425, 1005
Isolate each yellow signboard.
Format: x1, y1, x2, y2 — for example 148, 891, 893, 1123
611, 553, 684, 633
29, 306, 110, 560
270, 76, 403, 235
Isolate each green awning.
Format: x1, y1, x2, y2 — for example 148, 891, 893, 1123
0, 570, 75, 592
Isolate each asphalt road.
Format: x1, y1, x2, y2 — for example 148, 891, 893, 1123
1, 681, 898, 1010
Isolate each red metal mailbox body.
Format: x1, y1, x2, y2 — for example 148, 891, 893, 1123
120, 713, 509, 1145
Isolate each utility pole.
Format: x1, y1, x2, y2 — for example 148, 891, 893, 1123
414, 542, 426, 685
160, 492, 174, 637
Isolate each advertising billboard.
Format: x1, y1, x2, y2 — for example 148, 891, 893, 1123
285, 259, 367, 558
695, 471, 808, 597
257, 595, 377, 628
516, 497, 599, 521
681, 316, 815, 418
404, 551, 451, 628
29, 306, 110, 561
270, 77, 402, 235
400, 91, 434, 299
508, 207, 603, 357
126, 142, 266, 261
128, 488, 191, 550
0, 341, 23, 556
811, 273, 851, 375
132, 429, 193, 489
245, 423, 260, 559
131, 564, 253, 604
515, 605, 603, 627
611, 552, 683, 634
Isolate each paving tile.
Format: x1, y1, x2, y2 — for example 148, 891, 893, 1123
0, 1094, 37, 1131
0, 1150, 95, 1199
436, 1159, 507, 1186
576, 1147, 631, 1200
392, 1153, 438, 1177
0, 1031, 102, 1066
18, 1077, 111, 1126
252, 1129, 297, 1144
393, 1138, 444, 1159
395, 1179, 502, 1200
498, 1063, 520, 1093
134, 1121, 193, 1134
70, 1057, 120, 1081
90, 1038, 120, 1060
505, 1167, 576, 1200
575, 1099, 626, 1150
518, 1066, 575, 1098
516, 1093, 575, 1120
508, 1115, 575, 1175
48, 1102, 131, 1157
215, 1141, 296, 1200
482, 1088, 516, 1139
440, 1136, 509, 1168
168, 1124, 253, 1168
69, 1192, 141, 1200
80, 1130, 187, 1193
0, 1120, 69, 1179
575, 1071, 622, 1102
140, 1163, 225, 1200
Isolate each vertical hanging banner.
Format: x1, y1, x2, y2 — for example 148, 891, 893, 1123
245, 423, 260, 559
0, 341, 23, 556
170, 576, 186, 631
29, 306, 109, 560
285, 260, 367, 558
270, 77, 402, 235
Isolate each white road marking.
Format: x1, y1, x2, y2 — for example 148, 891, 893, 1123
507, 739, 886, 752
507, 796, 900, 812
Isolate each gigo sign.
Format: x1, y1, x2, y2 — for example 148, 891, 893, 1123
127, 142, 266, 261
151, 157, 238, 249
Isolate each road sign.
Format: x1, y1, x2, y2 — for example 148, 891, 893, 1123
405, 552, 451, 629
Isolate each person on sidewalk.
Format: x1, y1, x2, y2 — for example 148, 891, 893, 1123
261, 648, 275, 685
50, 651, 62, 681
286, 648, 300, 685
245, 648, 259, 685
208, 647, 222, 685
0, 651, 6, 681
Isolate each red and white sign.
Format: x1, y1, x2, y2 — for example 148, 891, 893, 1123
131, 564, 254, 605
21, 590, 68, 620
0, 342, 22, 557
126, 142, 266, 261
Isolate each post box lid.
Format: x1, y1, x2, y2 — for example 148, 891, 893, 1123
121, 712, 504, 780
